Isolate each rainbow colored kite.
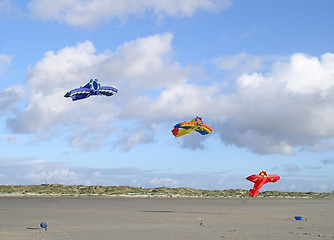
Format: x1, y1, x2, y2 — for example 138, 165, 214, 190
171, 116, 212, 138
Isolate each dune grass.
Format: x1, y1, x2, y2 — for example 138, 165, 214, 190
0, 185, 333, 198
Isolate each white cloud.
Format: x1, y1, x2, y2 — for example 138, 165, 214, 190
28, 0, 232, 28
0, 158, 80, 184
25, 168, 78, 183
0, 85, 24, 115
6, 40, 115, 138
150, 177, 180, 187
119, 79, 223, 124
5, 32, 334, 154
213, 52, 334, 154
102, 33, 189, 89
7, 42, 109, 136
7, 33, 193, 150
271, 53, 334, 95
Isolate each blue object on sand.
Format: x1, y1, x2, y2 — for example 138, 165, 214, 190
294, 216, 302, 220
40, 222, 47, 229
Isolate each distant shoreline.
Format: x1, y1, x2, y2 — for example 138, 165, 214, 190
0, 185, 333, 199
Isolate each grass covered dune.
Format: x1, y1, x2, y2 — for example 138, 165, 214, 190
0, 185, 333, 198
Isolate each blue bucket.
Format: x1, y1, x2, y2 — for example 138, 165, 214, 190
294, 216, 302, 220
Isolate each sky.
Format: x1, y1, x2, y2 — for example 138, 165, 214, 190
0, 0, 334, 192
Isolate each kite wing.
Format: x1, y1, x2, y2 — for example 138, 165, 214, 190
195, 123, 213, 135
64, 87, 91, 101
99, 86, 118, 96
267, 175, 280, 183
246, 174, 265, 197
246, 174, 264, 184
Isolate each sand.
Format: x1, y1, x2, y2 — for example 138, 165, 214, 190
0, 197, 333, 239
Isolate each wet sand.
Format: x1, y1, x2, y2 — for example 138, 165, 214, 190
0, 197, 333, 239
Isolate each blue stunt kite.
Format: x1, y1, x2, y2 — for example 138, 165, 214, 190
64, 79, 118, 101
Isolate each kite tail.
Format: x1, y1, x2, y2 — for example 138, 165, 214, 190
249, 189, 259, 197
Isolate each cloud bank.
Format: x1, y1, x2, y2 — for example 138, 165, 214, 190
215, 53, 334, 154
0, 157, 331, 192
4, 33, 334, 155
7, 33, 191, 149
28, 0, 232, 28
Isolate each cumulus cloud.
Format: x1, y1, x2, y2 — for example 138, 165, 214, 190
272, 53, 334, 94
7, 40, 111, 137
0, 85, 24, 115
28, 0, 232, 28
5, 32, 334, 154
213, 52, 334, 154
7, 33, 193, 149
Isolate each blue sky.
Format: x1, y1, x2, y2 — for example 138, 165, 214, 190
1, 0, 334, 192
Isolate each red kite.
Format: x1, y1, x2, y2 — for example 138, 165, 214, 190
246, 170, 280, 197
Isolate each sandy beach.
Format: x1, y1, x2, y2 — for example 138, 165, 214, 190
0, 197, 333, 239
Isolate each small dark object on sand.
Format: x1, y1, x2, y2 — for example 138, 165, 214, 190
40, 222, 47, 231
